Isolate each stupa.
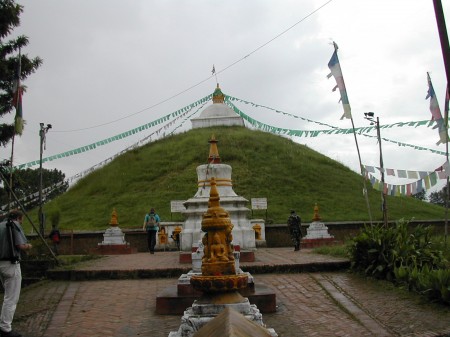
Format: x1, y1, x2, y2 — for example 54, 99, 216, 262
168, 178, 277, 337
91, 209, 137, 254
191, 84, 244, 129
180, 135, 256, 261
301, 204, 335, 248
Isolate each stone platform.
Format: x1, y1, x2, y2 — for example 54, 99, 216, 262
156, 271, 276, 314
179, 250, 255, 263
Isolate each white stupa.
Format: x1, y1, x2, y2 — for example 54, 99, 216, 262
191, 84, 244, 129
180, 135, 256, 252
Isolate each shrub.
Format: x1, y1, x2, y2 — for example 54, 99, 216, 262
350, 219, 449, 304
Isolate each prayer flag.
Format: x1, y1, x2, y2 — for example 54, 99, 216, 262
12, 52, 23, 135
327, 42, 352, 120
386, 168, 395, 176
397, 170, 407, 178
426, 72, 448, 145
211, 65, 216, 75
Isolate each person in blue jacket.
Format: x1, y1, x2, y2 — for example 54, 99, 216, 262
142, 208, 160, 254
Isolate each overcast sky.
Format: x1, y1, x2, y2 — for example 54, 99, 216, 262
3, 0, 450, 192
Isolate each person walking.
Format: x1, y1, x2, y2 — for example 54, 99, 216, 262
48, 224, 61, 256
0, 210, 32, 337
287, 210, 302, 251
142, 208, 160, 254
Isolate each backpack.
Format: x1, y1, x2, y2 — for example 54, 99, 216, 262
146, 214, 157, 231
51, 230, 60, 243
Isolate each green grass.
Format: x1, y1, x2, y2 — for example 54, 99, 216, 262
312, 243, 350, 258
24, 126, 447, 232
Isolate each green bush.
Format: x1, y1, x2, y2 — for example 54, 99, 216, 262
350, 220, 450, 304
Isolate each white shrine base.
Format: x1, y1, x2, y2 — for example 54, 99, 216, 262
301, 221, 336, 249
90, 226, 137, 255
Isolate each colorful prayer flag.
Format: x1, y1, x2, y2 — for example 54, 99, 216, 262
327, 42, 352, 120
12, 52, 23, 135
426, 72, 448, 145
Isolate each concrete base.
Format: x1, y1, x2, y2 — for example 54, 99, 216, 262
168, 293, 278, 337
255, 240, 267, 248
156, 271, 276, 315
179, 250, 255, 264
90, 244, 137, 255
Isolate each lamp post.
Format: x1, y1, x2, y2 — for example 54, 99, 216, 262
364, 112, 388, 227
39, 122, 52, 236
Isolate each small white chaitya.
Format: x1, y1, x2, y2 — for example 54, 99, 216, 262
303, 204, 334, 242
99, 208, 127, 245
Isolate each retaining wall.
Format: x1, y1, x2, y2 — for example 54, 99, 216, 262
27, 220, 449, 255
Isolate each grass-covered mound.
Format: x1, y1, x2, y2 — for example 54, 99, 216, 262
25, 126, 446, 232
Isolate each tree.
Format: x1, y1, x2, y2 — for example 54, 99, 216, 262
429, 186, 448, 207
0, 0, 42, 146
0, 167, 69, 211
412, 189, 427, 201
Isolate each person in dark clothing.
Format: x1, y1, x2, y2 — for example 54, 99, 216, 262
287, 210, 302, 251
48, 224, 61, 255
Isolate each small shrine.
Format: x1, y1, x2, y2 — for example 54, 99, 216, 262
301, 204, 335, 248
91, 209, 137, 254
168, 178, 277, 336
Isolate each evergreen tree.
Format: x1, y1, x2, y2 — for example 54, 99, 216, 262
0, 167, 69, 211
412, 189, 427, 201
0, 0, 42, 146
429, 186, 448, 207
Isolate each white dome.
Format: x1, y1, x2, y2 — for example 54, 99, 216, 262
198, 103, 238, 118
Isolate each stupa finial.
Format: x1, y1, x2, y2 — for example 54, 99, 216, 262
208, 135, 221, 164
110, 208, 119, 226
312, 203, 321, 222
212, 84, 225, 104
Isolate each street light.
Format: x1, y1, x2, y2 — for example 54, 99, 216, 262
364, 112, 388, 227
39, 123, 52, 236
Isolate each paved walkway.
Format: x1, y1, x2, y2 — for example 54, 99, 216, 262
3, 248, 450, 337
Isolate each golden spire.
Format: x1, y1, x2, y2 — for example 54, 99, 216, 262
212, 83, 225, 104
208, 135, 221, 164
312, 203, 321, 222
109, 208, 119, 226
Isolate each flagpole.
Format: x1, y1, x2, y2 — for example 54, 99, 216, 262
329, 42, 372, 225
432, 0, 449, 244
212, 64, 218, 85
350, 116, 373, 225
8, 48, 21, 211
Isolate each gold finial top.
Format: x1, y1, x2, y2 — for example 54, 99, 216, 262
110, 208, 119, 226
208, 135, 221, 164
312, 203, 321, 222
212, 84, 225, 104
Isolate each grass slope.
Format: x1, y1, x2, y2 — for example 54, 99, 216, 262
27, 126, 446, 232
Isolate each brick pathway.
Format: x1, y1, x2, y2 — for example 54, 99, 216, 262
3, 248, 450, 336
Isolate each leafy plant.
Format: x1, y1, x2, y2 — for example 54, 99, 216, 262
350, 220, 449, 304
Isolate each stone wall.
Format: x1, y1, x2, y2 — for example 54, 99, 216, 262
27, 220, 449, 255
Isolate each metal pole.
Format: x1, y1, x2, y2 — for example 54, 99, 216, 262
376, 117, 388, 227
350, 117, 373, 225
38, 123, 52, 236
38, 125, 44, 236
432, 0, 450, 245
